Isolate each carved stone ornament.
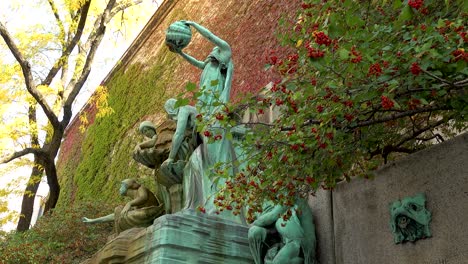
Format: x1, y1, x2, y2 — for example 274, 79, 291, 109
389, 193, 432, 244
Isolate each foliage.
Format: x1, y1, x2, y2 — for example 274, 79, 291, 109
188, 0, 467, 221
57, 57, 177, 206
0, 200, 115, 264
0, 0, 157, 230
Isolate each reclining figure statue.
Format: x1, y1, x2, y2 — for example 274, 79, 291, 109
82, 179, 164, 234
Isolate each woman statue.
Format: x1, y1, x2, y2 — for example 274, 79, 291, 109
169, 20, 234, 115
166, 21, 244, 224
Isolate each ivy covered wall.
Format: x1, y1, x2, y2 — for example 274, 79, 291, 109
56, 0, 301, 206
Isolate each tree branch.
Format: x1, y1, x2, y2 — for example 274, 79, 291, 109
47, 0, 65, 44
0, 148, 43, 164
0, 21, 60, 128
41, 0, 91, 86
108, 0, 144, 22
395, 117, 448, 148
422, 69, 452, 85
62, 0, 117, 125
352, 105, 452, 128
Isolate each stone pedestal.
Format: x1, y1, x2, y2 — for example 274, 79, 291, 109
83, 209, 253, 264
146, 209, 253, 263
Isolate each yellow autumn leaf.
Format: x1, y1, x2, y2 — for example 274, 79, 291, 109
296, 39, 303, 48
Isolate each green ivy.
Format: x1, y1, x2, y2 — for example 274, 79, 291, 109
57, 49, 180, 207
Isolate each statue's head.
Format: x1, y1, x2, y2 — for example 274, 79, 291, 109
138, 121, 157, 138
164, 98, 179, 120
389, 193, 432, 244
119, 179, 140, 196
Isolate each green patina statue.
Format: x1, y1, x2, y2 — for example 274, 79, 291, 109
133, 120, 176, 170
133, 121, 159, 169
82, 179, 164, 234
167, 20, 233, 114
160, 98, 200, 187
389, 193, 432, 244
166, 21, 243, 223
248, 198, 317, 264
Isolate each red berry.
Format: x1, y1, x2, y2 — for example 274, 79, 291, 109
381, 96, 394, 110
408, 0, 424, 10
410, 62, 422, 75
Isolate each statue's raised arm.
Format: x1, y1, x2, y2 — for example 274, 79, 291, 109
166, 21, 234, 111
184, 21, 231, 60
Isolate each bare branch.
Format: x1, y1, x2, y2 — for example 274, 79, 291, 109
454, 78, 468, 87
422, 69, 452, 85
395, 117, 448, 148
1, 148, 43, 164
47, 0, 65, 44
353, 105, 452, 128
0, 21, 60, 128
108, 0, 144, 23
41, 0, 91, 86
62, 0, 117, 125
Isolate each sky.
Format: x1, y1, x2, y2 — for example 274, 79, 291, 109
0, 0, 161, 232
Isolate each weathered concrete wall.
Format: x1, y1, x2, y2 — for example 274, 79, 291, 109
329, 132, 468, 264
309, 189, 334, 264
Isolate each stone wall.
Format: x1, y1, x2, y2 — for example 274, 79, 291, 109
311, 132, 468, 264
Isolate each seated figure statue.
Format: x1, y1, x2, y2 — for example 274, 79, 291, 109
82, 179, 164, 234
160, 98, 200, 187
248, 198, 317, 264
133, 120, 175, 170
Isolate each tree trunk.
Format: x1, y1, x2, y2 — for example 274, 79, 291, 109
43, 160, 60, 214
16, 156, 44, 232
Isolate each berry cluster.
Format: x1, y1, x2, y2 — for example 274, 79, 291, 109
381, 96, 394, 110
410, 62, 422, 76
408, 0, 424, 10
313, 31, 332, 46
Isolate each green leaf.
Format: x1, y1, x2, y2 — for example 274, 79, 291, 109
396, 5, 413, 25
437, 19, 445, 28
456, 60, 467, 72
346, 13, 365, 27
174, 98, 189, 108
210, 79, 219, 87
226, 131, 233, 141
393, 0, 402, 9
382, 45, 392, 51
343, 0, 353, 8
338, 48, 349, 60
186, 82, 197, 92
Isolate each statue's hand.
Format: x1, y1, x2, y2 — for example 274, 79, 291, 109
179, 20, 192, 26
82, 217, 92, 223
134, 145, 141, 152
166, 43, 182, 54
121, 204, 131, 215
162, 158, 174, 167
